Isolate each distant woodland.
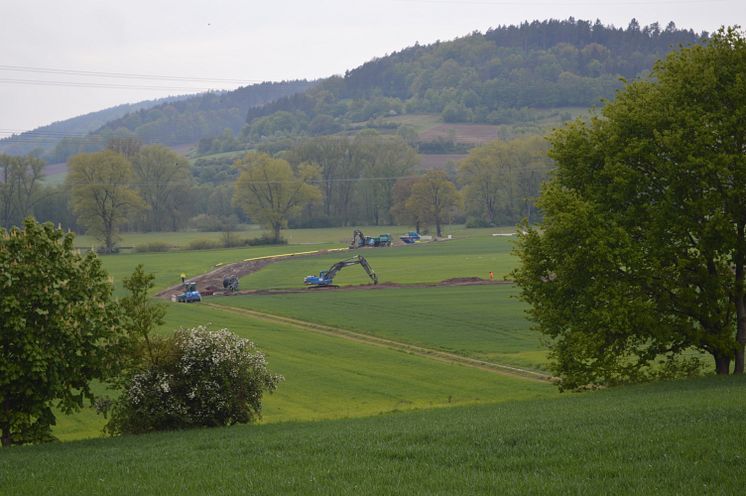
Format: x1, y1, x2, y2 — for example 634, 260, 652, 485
0, 18, 707, 244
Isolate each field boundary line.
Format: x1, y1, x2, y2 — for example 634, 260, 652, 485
204, 302, 555, 383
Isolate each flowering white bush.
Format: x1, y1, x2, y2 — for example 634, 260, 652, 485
105, 326, 283, 435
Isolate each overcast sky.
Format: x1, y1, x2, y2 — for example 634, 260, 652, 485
1, 0, 744, 133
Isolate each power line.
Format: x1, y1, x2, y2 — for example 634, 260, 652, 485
0, 64, 262, 85
0, 77, 220, 92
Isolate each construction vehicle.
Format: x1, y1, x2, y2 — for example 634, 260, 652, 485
304, 255, 378, 287
223, 275, 239, 293
176, 281, 202, 302
400, 231, 421, 244
349, 229, 392, 248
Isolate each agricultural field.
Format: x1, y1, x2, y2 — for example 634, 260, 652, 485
214, 285, 547, 371
50, 226, 546, 443
8, 376, 745, 495
52, 299, 555, 441
238, 235, 518, 290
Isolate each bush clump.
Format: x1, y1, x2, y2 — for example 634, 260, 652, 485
133, 241, 171, 253
187, 239, 221, 250
104, 326, 283, 435
245, 234, 287, 246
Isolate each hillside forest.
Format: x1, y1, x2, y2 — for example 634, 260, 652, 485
0, 19, 705, 246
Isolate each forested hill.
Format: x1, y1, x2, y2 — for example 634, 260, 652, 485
0, 95, 189, 157
96, 80, 316, 145
246, 19, 703, 128
6, 80, 316, 163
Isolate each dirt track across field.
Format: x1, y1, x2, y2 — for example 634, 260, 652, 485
158, 248, 512, 300
157, 248, 347, 300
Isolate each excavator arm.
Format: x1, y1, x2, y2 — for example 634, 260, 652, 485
304, 255, 378, 287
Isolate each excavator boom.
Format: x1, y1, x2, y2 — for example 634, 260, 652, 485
304, 255, 378, 287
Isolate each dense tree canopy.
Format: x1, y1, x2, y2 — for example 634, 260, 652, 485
67, 150, 144, 252
131, 145, 192, 231
0, 154, 45, 229
0, 219, 124, 446
513, 28, 746, 389
405, 170, 460, 237
459, 136, 552, 226
233, 152, 321, 241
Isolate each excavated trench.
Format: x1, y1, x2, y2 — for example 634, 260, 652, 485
157, 250, 511, 300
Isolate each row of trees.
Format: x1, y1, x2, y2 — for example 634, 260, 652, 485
66, 139, 193, 251
2, 132, 552, 249
232, 134, 551, 243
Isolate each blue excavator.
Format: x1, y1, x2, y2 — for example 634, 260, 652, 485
304, 255, 378, 288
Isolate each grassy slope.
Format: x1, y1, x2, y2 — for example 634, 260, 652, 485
7, 376, 745, 495
214, 285, 546, 370
53, 302, 556, 441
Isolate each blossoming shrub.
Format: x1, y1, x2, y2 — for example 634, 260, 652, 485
105, 326, 283, 435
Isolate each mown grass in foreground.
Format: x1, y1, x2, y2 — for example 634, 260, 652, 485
5, 376, 744, 495
216, 284, 547, 370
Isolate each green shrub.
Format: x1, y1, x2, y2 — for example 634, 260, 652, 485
104, 326, 283, 435
245, 235, 287, 246
133, 242, 171, 253
187, 239, 221, 251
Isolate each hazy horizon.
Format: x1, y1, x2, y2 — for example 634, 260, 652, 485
2, 0, 743, 133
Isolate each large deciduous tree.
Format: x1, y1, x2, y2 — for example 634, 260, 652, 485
233, 152, 321, 242
0, 154, 45, 229
131, 145, 192, 231
460, 136, 552, 226
405, 170, 460, 237
0, 219, 124, 446
513, 28, 746, 389
67, 150, 144, 252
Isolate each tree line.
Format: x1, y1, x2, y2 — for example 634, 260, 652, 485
1, 132, 552, 250
3, 19, 703, 168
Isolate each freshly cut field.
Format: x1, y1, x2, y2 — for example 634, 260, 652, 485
214, 285, 547, 371
239, 236, 518, 290
8, 376, 745, 495
52, 302, 556, 441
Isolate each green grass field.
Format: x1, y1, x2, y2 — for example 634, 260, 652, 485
93, 227, 516, 296
213, 285, 546, 370
76, 224, 510, 251
52, 302, 556, 442
7, 376, 745, 495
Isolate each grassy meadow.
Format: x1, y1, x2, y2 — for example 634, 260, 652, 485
6, 376, 745, 495
12, 224, 737, 495
214, 285, 547, 370
52, 300, 556, 442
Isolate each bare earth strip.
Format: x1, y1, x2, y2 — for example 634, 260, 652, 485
156, 248, 348, 299
205, 301, 555, 383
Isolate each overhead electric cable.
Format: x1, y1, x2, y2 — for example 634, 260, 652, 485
0, 77, 218, 92
0, 65, 261, 85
